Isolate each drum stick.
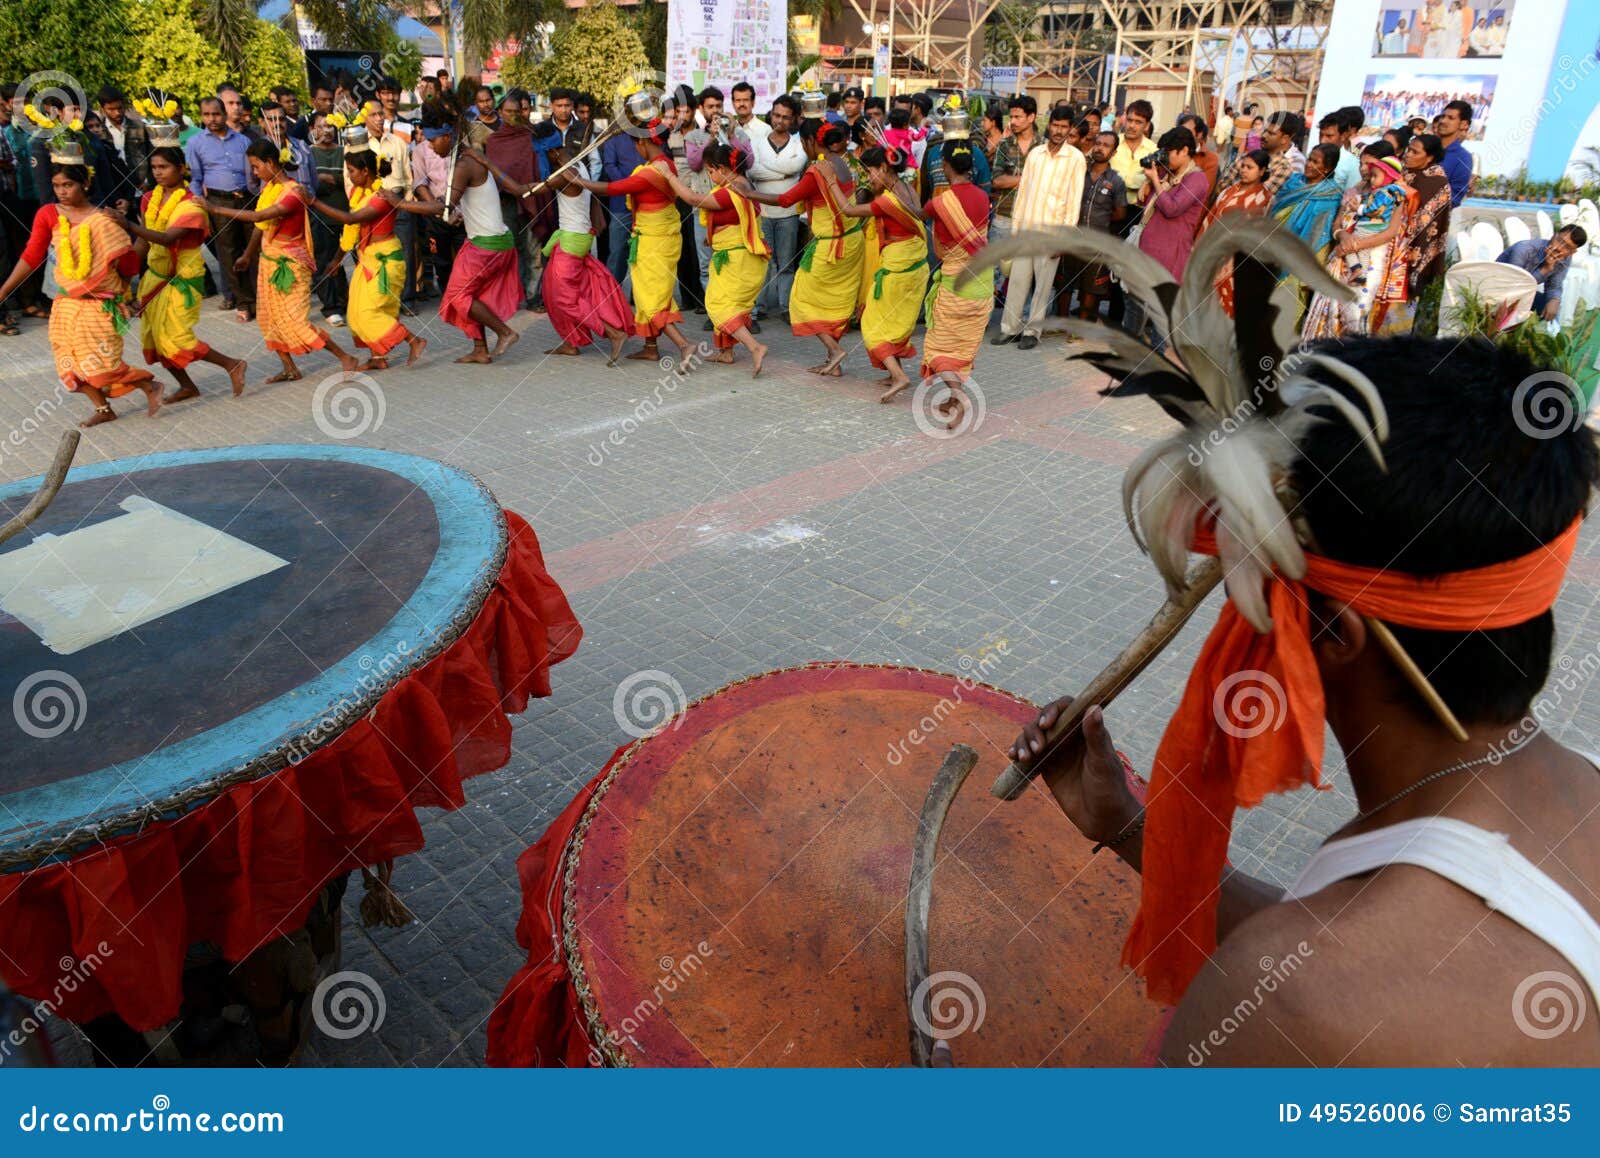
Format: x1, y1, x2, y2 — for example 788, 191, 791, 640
0, 429, 80, 547
989, 557, 1223, 801
905, 743, 979, 1068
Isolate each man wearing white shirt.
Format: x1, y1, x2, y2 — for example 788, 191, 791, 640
994, 105, 1085, 349
748, 94, 806, 323
730, 82, 769, 145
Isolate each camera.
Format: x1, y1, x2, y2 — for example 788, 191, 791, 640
1142, 148, 1170, 171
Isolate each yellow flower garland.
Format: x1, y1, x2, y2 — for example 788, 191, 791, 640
254, 180, 287, 232
342, 184, 375, 252
55, 215, 92, 282
144, 185, 190, 233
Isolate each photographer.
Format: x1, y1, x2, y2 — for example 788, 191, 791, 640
1126, 126, 1209, 345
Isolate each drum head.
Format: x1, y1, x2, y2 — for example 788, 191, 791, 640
566, 663, 1165, 1066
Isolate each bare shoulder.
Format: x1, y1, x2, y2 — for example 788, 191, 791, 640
1163, 864, 1599, 1066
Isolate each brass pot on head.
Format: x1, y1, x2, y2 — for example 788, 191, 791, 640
799, 90, 828, 120
620, 87, 663, 132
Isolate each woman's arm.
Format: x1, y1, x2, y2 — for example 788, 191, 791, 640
108, 207, 192, 249
661, 168, 720, 209
306, 191, 389, 226
210, 197, 296, 224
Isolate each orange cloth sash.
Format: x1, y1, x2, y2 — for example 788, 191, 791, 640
1125, 513, 1584, 1004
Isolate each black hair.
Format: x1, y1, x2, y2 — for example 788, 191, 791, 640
1558, 224, 1589, 246
826, 91, 841, 110
864, 96, 885, 113
1318, 111, 1342, 131
149, 145, 186, 172
1360, 139, 1395, 159
1177, 113, 1208, 138
888, 107, 910, 129
270, 85, 294, 99
910, 93, 932, 115
1239, 147, 1272, 175
217, 82, 239, 95
1337, 105, 1365, 131
238, 94, 253, 111
376, 75, 399, 93
858, 145, 904, 171
1385, 125, 1414, 155
0, 85, 16, 102
96, 85, 126, 105
49, 163, 91, 193
1125, 99, 1154, 121
1296, 336, 1597, 724
1075, 117, 1097, 139
1444, 99, 1473, 124
1308, 142, 1340, 175
730, 81, 755, 99
983, 106, 1006, 129
1007, 95, 1037, 116
1049, 103, 1076, 124
1268, 110, 1306, 145
798, 118, 824, 143
1156, 126, 1195, 154
943, 141, 974, 175
260, 100, 283, 115
199, 96, 224, 113
697, 86, 723, 105
821, 124, 848, 150
703, 141, 749, 176
475, 85, 494, 101
245, 138, 284, 165
345, 149, 392, 179
770, 94, 800, 119
312, 80, 334, 97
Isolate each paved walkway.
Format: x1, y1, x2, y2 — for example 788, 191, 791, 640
3, 293, 1596, 1066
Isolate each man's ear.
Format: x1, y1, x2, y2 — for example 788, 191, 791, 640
1313, 601, 1368, 667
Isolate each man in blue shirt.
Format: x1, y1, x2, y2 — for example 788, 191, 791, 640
599, 127, 638, 286
1437, 99, 1474, 207
1498, 226, 1587, 322
186, 95, 255, 317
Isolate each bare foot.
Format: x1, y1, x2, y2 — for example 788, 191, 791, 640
491, 329, 520, 359
357, 358, 388, 372
337, 353, 360, 373
144, 385, 163, 417
405, 336, 427, 366
750, 343, 768, 378
162, 384, 201, 404
879, 378, 911, 403
455, 349, 492, 364
819, 349, 847, 376
264, 370, 302, 384
874, 375, 895, 387
673, 341, 693, 364
79, 408, 116, 428
625, 345, 660, 362
711, 350, 734, 365
229, 361, 247, 396
805, 362, 827, 374
545, 342, 580, 356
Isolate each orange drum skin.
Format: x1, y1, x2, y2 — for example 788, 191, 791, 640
528, 664, 1169, 1068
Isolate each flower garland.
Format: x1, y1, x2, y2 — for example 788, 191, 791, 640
144, 185, 190, 233
55, 214, 92, 282
342, 184, 375, 252
254, 180, 286, 233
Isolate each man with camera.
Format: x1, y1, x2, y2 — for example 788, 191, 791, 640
1126, 126, 1209, 344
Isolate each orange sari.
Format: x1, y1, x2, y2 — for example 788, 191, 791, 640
1203, 183, 1271, 316
45, 207, 155, 397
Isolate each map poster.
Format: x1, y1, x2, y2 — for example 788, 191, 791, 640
667, 0, 788, 112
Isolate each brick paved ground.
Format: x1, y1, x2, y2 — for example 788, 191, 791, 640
5, 291, 1598, 1066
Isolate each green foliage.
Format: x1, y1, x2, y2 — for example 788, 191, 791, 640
984, 1, 1043, 59
502, 2, 648, 109
787, 54, 822, 91
1475, 164, 1600, 204
1448, 286, 1600, 403
240, 19, 307, 100
0, 0, 137, 97
125, 0, 231, 110
194, 0, 260, 74
295, 0, 398, 51
378, 32, 424, 92
457, 0, 567, 61
623, 1, 668, 72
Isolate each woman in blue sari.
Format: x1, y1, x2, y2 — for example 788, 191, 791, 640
1269, 144, 1343, 325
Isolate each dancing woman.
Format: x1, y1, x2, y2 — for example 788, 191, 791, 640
119, 146, 247, 401
572, 120, 694, 364
209, 139, 359, 382
742, 121, 865, 376
0, 137, 163, 426
304, 149, 428, 370
655, 143, 770, 376
475, 145, 630, 363
918, 142, 992, 430
829, 145, 928, 401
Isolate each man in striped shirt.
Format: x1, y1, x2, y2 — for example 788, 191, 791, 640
992, 105, 1085, 350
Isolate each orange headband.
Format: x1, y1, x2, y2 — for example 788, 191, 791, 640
1123, 513, 1583, 1004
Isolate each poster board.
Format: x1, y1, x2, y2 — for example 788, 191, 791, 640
667, 0, 788, 112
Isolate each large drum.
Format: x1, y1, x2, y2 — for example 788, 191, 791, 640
488, 663, 1166, 1066
0, 444, 581, 1064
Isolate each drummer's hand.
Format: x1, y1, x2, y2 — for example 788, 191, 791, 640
1008, 701, 1140, 845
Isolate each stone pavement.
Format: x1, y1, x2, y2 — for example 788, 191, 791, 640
3, 293, 1598, 1067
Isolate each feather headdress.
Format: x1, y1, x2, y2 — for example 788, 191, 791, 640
962, 214, 1390, 631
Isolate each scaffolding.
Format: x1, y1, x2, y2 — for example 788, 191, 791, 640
842, 0, 1003, 88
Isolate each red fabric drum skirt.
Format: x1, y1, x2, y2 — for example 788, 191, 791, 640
488, 662, 1167, 1066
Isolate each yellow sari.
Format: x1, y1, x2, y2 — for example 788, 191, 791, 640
345, 192, 410, 356
139, 187, 211, 370
860, 192, 929, 368
47, 208, 155, 397
789, 161, 866, 339
704, 187, 770, 347
256, 181, 328, 355
921, 184, 992, 380
625, 160, 683, 337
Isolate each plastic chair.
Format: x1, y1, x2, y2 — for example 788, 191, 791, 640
1503, 216, 1532, 245
1559, 203, 1580, 227
1439, 261, 1538, 338
1536, 210, 1555, 239
1451, 229, 1479, 262
1470, 220, 1507, 262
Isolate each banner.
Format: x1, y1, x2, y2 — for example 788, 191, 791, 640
667, 0, 788, 112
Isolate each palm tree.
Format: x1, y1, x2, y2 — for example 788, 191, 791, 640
195, 0, 260, 74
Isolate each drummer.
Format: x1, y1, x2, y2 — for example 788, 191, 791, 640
1009, 337, 1600, 1066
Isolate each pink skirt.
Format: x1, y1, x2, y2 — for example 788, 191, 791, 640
440, 240, 522, 340
544, 247, 632, 348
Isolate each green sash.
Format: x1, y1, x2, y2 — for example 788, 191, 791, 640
798, 220, 864, 273
873, 256, 927, 300
100, 296, 130, 337
372, 249, 404, 296
471, 231, 515, 252
542, 230, 594, 260
266, 255, 297, 294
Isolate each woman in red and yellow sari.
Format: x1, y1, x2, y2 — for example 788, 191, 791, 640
305, 149, 429, 371
210, 139, 358, 383
831, 145, 928, 402
744, 121, 865, 376
1202, 148, 1272, 317
121, 147, 248, 402
575, 121, 694, 365
919, 142, 992, 432
658, 143, 771, 376
0, 159, 163, 427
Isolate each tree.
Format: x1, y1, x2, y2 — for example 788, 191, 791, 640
294, 0, 400, 51
501, 1, 648, 109
194, 0, 260, 76
0, 0, 135, 99
126, 0, 231, 110
456, 0, 567, 62
240, 19, 308, 100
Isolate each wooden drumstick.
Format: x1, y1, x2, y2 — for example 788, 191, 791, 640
990, 557, 1224, 801
0, 430, 80, 547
